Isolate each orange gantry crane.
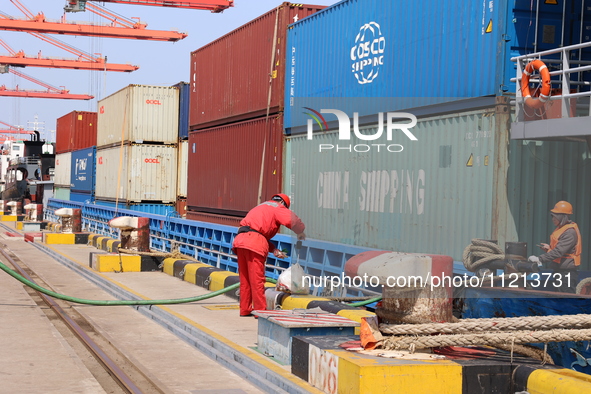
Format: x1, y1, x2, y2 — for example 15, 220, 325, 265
0, 36, 138, 72
0, 68, 94, 100
0, 121, 33, 134
0, 136, 18, 143
0, 1, 187, 42
65, 0, 233, 13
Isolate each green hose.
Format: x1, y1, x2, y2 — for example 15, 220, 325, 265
347, 296, 382, 307
0, 259, 276, 306
1, 256, 380, 308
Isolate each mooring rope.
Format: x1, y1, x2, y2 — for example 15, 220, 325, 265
383, 328, 591, 351
380, 313, 591, 335
462, 239, 504, 272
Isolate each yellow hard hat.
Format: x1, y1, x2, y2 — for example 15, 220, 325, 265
550, 201, 573, 215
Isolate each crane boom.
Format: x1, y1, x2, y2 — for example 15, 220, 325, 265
0, 129, 34, 134
0, 38, 138, 72
0, 121, 34, 136
0, 90, 93, 99
0, 120, 25, 131
0, 67, 94, 100
65, 0, 233, 13
0, 1, 187, 42
0, 54, 138, 72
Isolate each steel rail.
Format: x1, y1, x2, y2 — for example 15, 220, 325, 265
0, 246, 144, 394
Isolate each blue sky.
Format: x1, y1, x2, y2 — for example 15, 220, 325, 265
0, 0, 337, 141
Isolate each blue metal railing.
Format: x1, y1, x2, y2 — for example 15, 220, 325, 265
46, 199, 375, 296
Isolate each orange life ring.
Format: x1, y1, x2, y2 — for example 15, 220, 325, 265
521, 59, 551, 109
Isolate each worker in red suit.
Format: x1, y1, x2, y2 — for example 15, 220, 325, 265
232, 194, 306, 317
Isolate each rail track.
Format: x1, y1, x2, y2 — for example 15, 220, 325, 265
0, 244, 165, 394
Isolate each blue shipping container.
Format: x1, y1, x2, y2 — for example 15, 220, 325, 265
70, 147, 96, 193
285, 0, 591, 129
174, 82, 190, 140
70, 191, 94, 203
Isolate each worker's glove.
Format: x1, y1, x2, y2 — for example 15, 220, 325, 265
273, 249, 287, 259
297, 232, 306, 241
528, 255, 542, 266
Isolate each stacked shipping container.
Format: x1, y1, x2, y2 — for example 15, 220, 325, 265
95, 144, 178, 202
52, 84, 187, 215
95, 85, 179, 207
282, 0, 591, 268
55, 111, 97, 154
175, 82, 190, 216
177, 139, 188, 216
284, 0, 591, 129
54, 111, 97, 201
53, 152, 72, 200
186, 3, 325, 224
186, 115, 284, 217
69, 147, 95, 203
46, 0, 591, 269
285, 101, 591, 268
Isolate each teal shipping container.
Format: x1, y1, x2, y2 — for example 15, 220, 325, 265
53, 186, 71, 201
285, 0, 591, 130
284, 98, 591, 269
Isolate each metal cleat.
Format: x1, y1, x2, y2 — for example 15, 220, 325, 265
6, 201, 19, 216
24, 204, 43, 222
108, 216, 150, 252
54, 208, 82, 233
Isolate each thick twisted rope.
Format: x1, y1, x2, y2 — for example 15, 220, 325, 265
383, 328, 591, 350
463, 239, 504, 272
380, 313, 591, 335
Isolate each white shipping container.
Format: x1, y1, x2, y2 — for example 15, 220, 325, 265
54, 152, 72, 187
177, 140, 188, 197
97, 85, 179, 147
95, 144, 178, 202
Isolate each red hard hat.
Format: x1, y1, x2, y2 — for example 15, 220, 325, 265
272, 193, 290, 209
551, 201, 573, 215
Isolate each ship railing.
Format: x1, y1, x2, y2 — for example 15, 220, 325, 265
511, 41, 591, 121
9, 156, 39, 166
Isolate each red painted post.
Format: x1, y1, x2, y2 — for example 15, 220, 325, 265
71, 209, 82, 233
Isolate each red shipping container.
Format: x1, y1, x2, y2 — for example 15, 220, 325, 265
55, 111, 97, 153
186, 211, 242, 228
187, 114, 284, 216
189, 3, 325, 130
